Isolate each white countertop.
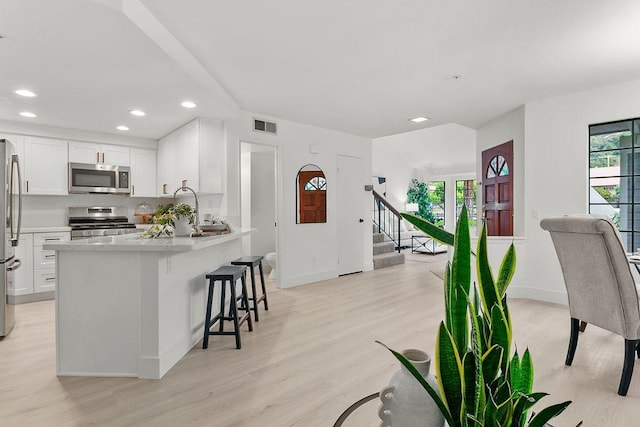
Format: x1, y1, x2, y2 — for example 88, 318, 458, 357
43, 227, 254, 252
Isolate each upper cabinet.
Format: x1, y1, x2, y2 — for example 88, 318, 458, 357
23, 137, 68, 195
130, 148, 157, 197
69, 141, 130, 166
157, 118, 225, 196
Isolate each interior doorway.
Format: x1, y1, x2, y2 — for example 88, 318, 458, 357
240, 142, 278, 283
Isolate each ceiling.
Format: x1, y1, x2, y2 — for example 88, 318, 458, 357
1, 0, 640, 140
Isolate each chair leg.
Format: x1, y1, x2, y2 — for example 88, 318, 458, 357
241, 272, 254, 332
579, 321, 587, 332
565, 318, 580, 366
229, 279, 241, 349
202, 279, 215, 349
258, 262, 269, 310
619, 339, 639, 396
249, 265, 259, 322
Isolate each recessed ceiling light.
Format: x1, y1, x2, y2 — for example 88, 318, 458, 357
116, 125, 129, 131
181, 101, 197, 109
15, 89, 37, 97
409, 116, 429, 123
130, 109, 146, 116
19, 111, 37, 118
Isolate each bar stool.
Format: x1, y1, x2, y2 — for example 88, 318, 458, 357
231, 256, 269, 321
203, 265, 253, 349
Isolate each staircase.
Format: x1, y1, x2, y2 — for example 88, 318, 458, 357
373, 229, 405, 269
371, 189, 405, 269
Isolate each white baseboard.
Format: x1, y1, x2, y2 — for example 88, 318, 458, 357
507, 286, 568, 305
280, 269, 336, 288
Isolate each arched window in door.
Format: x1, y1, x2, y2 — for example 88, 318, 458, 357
297, 164, 327, 224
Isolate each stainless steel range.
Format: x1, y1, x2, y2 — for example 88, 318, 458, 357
69, 206, 140, 240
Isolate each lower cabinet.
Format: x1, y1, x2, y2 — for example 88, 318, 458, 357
9, 231, 69, 303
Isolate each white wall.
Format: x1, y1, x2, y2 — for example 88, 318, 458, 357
372, 123, 476, 231
228, 111, 372, 288
520, 78, 640, 303
250, 151, 276, 257
476, 106, 525, 236
472, 78, 640, 304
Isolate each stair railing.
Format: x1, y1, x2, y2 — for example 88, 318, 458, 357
372, 190, 402, 253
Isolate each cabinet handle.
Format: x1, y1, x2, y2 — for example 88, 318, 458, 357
44, 238, 61, 241
132, 184, 135, 196
45, 277, 56, 282
97, 152, 100, 163
163, 184, 167, 194
26, 180, 29, 193
102, 152, 105, 164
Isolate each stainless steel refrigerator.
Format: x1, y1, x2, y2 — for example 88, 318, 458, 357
0, 139, 22, 337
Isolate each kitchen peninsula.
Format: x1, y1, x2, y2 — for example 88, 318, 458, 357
43, 228, 254, 379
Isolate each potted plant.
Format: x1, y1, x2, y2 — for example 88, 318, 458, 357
379, 206, 573, 427
143, 203, 196, 238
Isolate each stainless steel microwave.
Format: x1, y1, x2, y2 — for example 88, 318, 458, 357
68, 162, 131, 194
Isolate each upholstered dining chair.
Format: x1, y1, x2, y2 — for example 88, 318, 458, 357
540, 215, 640, 396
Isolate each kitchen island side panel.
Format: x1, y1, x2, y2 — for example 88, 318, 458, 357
56, 251, 142, 377
55, 236, 243, 379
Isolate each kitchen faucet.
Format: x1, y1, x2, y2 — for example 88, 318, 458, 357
173, 180, 203, 236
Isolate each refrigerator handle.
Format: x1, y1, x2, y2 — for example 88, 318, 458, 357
7, 258, 21, 271
10, 154, 22, 247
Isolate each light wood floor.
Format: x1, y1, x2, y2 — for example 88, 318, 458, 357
1, 252, 639, 426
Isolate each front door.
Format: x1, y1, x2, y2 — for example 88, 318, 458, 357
481, 141, 513, 236
337, 155, 364, 275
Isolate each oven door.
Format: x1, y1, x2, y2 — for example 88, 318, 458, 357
68, 163, 130, 194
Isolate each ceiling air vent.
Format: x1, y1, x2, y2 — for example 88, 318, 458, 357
253, 118, 277, 135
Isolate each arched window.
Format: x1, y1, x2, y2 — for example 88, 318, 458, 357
296, 164, 327, 224
304, 176, 327, 191
486, 155, 509, 178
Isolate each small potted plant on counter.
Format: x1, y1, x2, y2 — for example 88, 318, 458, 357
143, 203, 196, 238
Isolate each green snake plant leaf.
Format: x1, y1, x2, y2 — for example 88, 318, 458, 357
376, 341, 455, 427
527, 400, 572, 427
450, 205, 471, 352
401, 212, 455, 246
468, 294, 486, 420
484, 390, 499, 427
518, 349, 534, 395
476, 224, 500, 316
497, 243, 517, 297
512, 392, 549, 427
490, 304, 512, 372
436, 322, 464, 427
493, 380, 515, 425
482, 344, 503, 384
462, 351, 479, 424
509, 350, 521, 392
444, 261, 454, 333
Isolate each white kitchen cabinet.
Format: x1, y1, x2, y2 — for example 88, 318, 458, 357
8, 231, 69, 303
9, 233, 34, 296
157, 133, 177, 195
69, 141, 130, 166
24, 137, 68, 195
130, 148, 157, 197
156, 118, 225, 196
33, 232, 69, 293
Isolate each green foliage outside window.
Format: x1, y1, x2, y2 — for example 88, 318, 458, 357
406, 179, 445, 226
